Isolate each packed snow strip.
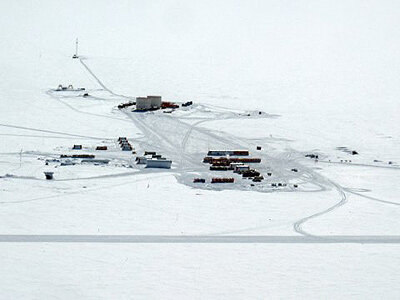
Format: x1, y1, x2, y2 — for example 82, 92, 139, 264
0, 235, 399, 243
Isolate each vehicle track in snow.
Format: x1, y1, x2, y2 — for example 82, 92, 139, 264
0, 123, 106, 140
0, 173, 171, 205
344, 188, 400, 207
46, 90, 131, 124
293, 181, 348, 236
319, 160, 400, 170
79, 58, 133, 100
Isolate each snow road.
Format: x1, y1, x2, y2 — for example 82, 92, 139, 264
0, 235, 399, 244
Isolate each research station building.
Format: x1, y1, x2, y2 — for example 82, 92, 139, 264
136, 96, 162, 110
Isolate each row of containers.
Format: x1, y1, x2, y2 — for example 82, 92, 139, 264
118, 137, 134, 152
196, 150, 265, 183
73, 144, 108, 151
194, 178, 235, 184
72, 138, 171, 169
119, 138, 172, 168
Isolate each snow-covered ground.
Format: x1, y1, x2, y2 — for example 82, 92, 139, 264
0, 0, 399, 299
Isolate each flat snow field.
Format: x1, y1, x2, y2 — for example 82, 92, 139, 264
0, 1, 400, 299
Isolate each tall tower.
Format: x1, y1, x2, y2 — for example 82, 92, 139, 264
73, 38, 79, 59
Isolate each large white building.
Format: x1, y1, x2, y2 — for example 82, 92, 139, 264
148, 95, 162, 108
136, 97, 151, 110
135, 96, 162, 110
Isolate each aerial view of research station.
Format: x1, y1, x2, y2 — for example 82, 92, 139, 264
0, 1, 399, 299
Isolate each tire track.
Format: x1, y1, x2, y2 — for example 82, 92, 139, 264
79, 58, 132, 100
293, 180, 347, 236
0, 123, 105, 140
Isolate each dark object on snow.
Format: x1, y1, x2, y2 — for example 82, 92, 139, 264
83, 93, 89, 97
118, 102, 135, 109
294, 184, 298, 188
207, 150, 249, 156
351, 150, 358, 155
144, 151, 156, 156
161, 102, 179, 109
203, 156, 261, 164
252, 176, 264, 182
291, 168, 298, 172
211, 177, 234, 183
96, 146, 107, 150
256, 146, 262, 150
210, 166, 229, 171
72, 145, 82, 150
193, 178, 206, 183
82, 159, 110, 165
44, 172, 54, 180
122, 145, 132, 151
61, 154, 95, 159
267, 172, 272, 176
182, 101, 193, 107
242, 169, 260, 178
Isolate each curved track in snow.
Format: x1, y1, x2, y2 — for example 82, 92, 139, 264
293, 181, 348, 236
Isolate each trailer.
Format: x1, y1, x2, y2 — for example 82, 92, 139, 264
60, 154, 95, 159
210, 166, 229, 171
81, 159, 110, 165
136, 156, 147, 164
144, 151, 157, 156
96, 146, 108, 150
161, 102, 179, 109
207, 150, 249, 156
242, 169, 260, 178
234, 164, 250, 173
146, 159, 172, 169
211, 177, 234, 183
203, 157, 261, 164
193, 178, 205, 183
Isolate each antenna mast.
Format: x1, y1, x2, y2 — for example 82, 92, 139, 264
73, 38, 79, 59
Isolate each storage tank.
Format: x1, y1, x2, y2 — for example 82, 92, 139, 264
147, 95, 162, 109
136, 97, 151, 110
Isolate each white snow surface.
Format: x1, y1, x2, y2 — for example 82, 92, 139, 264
0, 0, 399, 299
